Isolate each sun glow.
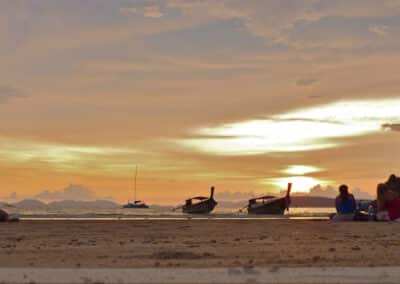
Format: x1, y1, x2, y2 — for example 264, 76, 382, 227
283, 165, 322, 175
179, 98, 400, 155
263, 176, 326, 193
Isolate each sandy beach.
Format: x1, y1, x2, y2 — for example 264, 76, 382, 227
1, 220, 399, 268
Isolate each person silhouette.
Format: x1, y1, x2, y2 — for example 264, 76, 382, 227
335, 184, 356, 214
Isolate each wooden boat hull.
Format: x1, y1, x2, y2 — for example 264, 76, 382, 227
182, 199, 217, 214
247, 197, 287, 215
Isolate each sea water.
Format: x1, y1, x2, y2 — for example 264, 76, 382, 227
3, 206, 335, 220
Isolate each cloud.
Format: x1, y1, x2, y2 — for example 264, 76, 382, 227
167, 0, 244, 20
35, 184, 99, 201
308, 184, 337, 198
307, 184, 373, 199
119, 4, 163, 18
166, 0, 400, 51
8, 192, 18, 199
179, 98, 400, 156
216, 185, 373, 201
0, 137, 139, 174
0, 192, 19, 202
216, 190, 256, 201
308, 95, 324, 99
144, 5, 163, 18
382, 123, 400, 132
0, 85, 27, 103
119, 7, 138, 15
1, 185, 115, 203
369, 25, 389, 37
296, 77, 318, 87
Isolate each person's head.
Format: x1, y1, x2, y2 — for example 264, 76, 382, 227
388, 174, 397, 183
339, 184, 349, 198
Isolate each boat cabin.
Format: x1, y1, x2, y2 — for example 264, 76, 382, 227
186, 197, 208, 206
181, 187, 218, 214
249, 196, 277, 206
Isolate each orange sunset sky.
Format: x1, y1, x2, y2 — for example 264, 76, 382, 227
1, 0, 400, 204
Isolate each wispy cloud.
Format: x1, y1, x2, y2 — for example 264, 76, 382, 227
120, 5, 163, 18
369, 25, 389, 37
382, 123, 400, 132
35, 184, 101, 202
0, 138, 138, 174
296, 77, 318, 87
0, 85, 27, 103
2, 0, 400, 200
144, 5, 163, 18
178, 98, 400, 155
307, 184, 373, 199
119, 7, 138, 15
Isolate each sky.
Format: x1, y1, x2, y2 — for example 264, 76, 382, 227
1, 0, 400, 204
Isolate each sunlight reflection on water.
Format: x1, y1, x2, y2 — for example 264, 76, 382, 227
6, 206, 335, 220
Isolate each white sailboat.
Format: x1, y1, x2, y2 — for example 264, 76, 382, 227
122, 166, 149, 209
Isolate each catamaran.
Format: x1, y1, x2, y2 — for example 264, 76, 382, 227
122, 166, 149, 209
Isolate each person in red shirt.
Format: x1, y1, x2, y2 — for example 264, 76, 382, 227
377, 183, 400, 221
386, 191, 400, 221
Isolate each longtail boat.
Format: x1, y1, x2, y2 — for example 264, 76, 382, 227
180, 187, 218, 214
247, 183, 292, 215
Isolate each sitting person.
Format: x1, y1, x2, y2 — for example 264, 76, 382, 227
336, 184, 356, 214
377, 178, 400, 221
332, 185, 356, 221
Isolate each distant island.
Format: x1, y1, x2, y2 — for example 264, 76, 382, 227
1, 199, 120, 209
217, 196, 336, 209
290, 196, 335, 207
0, 196, 346, 209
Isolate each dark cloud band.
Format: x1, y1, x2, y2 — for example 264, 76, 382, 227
0, 85, 27, 103
382, 123, 400, 132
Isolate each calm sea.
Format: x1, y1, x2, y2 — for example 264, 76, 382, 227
4, 206, 335, 220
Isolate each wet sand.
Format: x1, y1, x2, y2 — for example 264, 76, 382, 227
0, 220, 399, 268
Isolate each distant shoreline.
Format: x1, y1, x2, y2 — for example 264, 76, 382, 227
1, 196, 342, 209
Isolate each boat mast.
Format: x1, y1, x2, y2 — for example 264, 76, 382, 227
134, 165, 138, 202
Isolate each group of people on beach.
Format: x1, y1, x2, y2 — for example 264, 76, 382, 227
334, 174, 400, 221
